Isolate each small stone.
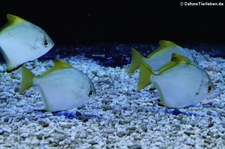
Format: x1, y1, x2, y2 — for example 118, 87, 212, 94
141, 124, 148, 132
89, 140, 98, 145
117, 131, 126, 137
105, 129, 114, 134
79, 132, 87, 139
0, 129, 4, 135
36, 134, 43, 140
126, 127, 136, 135
206, 111, 213, 116
20, 133, 29, 138
101, 99, 111, 104
204, 139, 213, 144
4, 117, 11, 123
38, 121, 49, 127
102, 105, 113, 111
128, 144, 142, 149
57, 135, 66, 141
127, 126, 137, 131
106, 137, 116, 144
208, 122, 214, 128
14, 87, 20, 92
184, 131, 195, 136
60, 122, 72, 129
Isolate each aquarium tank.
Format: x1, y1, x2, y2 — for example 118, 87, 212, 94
0, 0, 225, 148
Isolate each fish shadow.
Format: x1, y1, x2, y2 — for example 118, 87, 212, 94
136, 101, 206, 117
53, 111, 102, 121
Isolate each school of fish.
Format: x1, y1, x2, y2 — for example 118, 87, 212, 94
129, 40, 214, 108
0, 14, 214, 111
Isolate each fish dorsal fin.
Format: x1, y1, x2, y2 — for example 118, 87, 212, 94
147, 40, 179, 58
54, 60, 73, 68
7, 14, 27, 25
157, 53, 191, 74
41, 60, 73, 77
159, 40, 177, 47
0, 14, 27, 33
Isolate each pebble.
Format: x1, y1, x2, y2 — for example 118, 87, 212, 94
117, 131, 127, 137
59, 122, 72, 129
140, 124, 148, 132
38, 121, 49, 127
128, 144, 142, 149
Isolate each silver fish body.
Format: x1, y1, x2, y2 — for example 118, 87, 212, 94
151, 64, 213, 108
33, 68, 96, 112
0, 14, 54, 71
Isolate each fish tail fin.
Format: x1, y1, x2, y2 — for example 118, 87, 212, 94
137, 58, 155, 90
20, 66, 35, 93
128, 48, 144, 74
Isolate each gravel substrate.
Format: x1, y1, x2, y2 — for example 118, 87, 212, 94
0, 49, 225, 148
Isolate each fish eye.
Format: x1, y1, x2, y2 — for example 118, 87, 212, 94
43, 40, 49, 47
208, 86, 212, 93
88, 90, 93, 97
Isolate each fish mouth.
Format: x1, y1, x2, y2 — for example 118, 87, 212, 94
49, 42, 55, 50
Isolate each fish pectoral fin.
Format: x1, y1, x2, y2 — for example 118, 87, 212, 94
128, 48, 144, 74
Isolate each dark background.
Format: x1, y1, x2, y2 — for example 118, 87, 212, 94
0, 0, 225, 46
0, 0, 225, 66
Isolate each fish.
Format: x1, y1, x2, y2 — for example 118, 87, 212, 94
139, 53, 214, 108
0, 14, 54, 72
20, 60, 96, 112
128, 40, 195, 75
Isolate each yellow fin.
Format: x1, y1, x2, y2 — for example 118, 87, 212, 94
171, 53, 192, 64
54, 60, 72, 68
156, 53, 190, 75
41, 60, 73, 77
20, 66, 35, 93
159, 40, 177, 47
137, 58, 155, 90
128, 48, 144, 74
7, 14, 26, 24
0, 14, 27, 33
147, 40, 178, 58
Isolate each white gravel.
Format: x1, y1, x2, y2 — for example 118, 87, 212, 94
0, 49, 225, 148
